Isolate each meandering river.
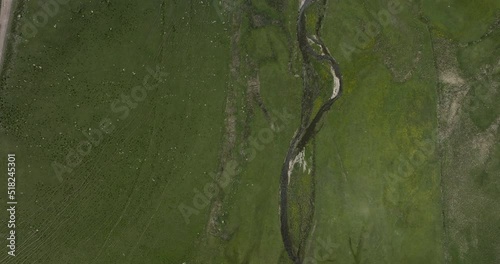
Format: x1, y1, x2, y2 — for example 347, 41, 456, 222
279, 0, 343, 262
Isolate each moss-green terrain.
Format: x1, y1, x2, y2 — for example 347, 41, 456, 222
0, 0, 498, 263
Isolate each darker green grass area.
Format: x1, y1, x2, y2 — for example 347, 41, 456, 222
422, 0, 500, 43
1, 0, 230, 263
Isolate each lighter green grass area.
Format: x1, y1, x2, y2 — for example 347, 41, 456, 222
304, 1, 443, 263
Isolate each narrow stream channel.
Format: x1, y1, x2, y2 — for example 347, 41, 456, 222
279, 0, 343, 262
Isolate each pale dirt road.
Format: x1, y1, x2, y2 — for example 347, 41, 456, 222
0, 0, 14, 72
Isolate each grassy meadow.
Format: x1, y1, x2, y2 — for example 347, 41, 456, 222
0, 0, 498, 263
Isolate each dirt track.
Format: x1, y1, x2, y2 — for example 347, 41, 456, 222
0, 0, 14, 72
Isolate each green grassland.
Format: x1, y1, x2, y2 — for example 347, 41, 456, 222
311, 1, 444, 263
0, 0, 498, 263
1, 0, 231, 263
